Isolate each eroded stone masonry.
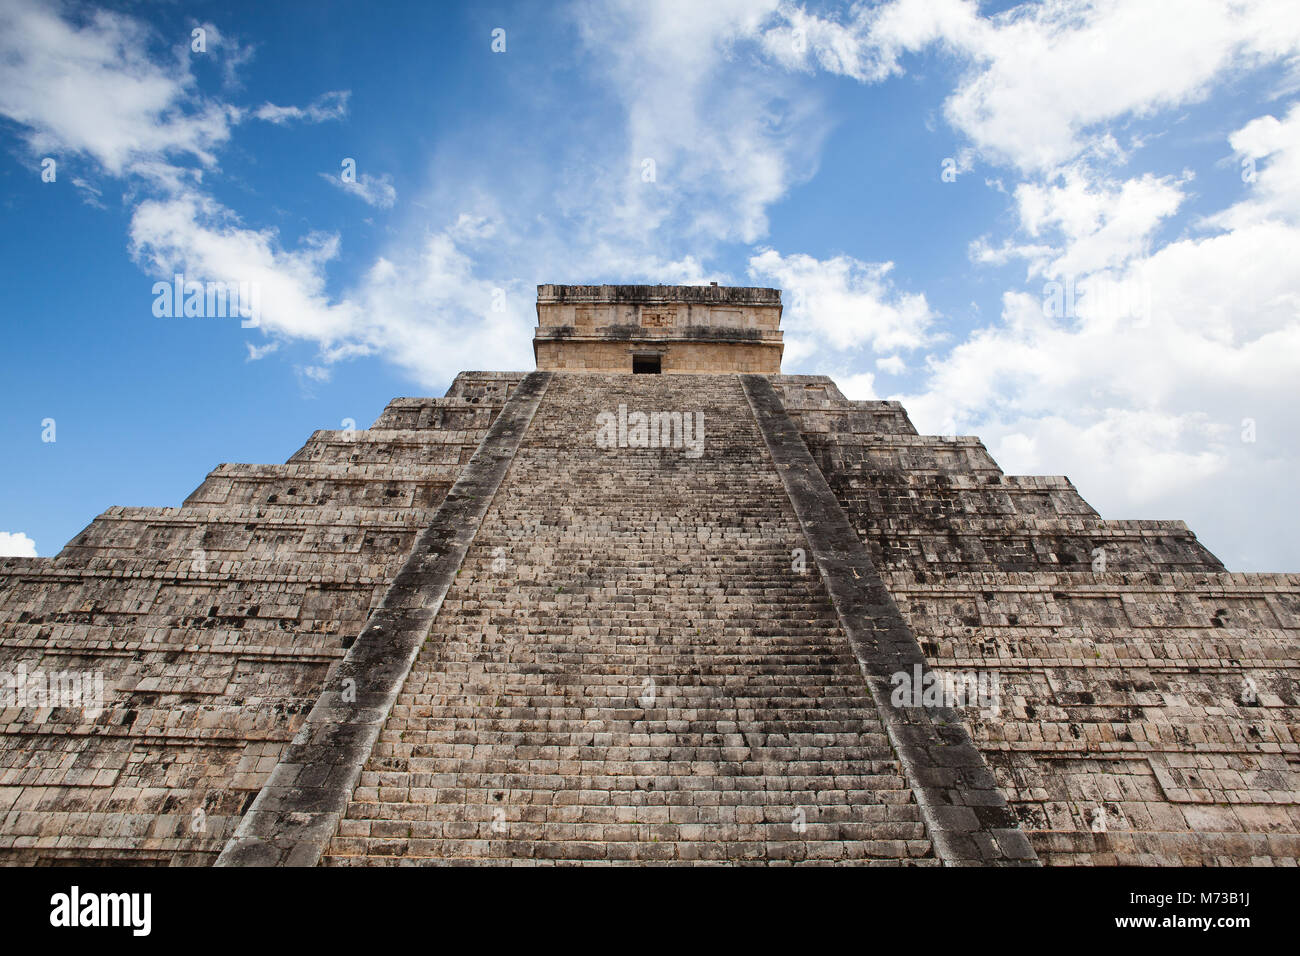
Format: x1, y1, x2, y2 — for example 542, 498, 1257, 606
1, 285, 1296, 866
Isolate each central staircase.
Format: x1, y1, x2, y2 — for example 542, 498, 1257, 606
322, 373, 934, 864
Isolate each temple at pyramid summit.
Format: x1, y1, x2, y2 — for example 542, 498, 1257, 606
1, 283, 1297, 866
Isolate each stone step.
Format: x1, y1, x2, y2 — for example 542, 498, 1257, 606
322, 372, 935, 865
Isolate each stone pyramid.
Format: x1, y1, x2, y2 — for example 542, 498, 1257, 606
1, 284, 1296, 866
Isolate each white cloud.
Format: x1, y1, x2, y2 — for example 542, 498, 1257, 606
902, 104, 1300, 570
0, 0, 236, 176
970, 167, 1189, 285
0, 0, 841, 393
748, 248, 937, 359
0, 2, 346, 177
759, 2, 880, 81
570, 0, 830, 246
348, 228, 536, 384
1013, 169, 1188, 278
0, 532, 38, 558
941, 0, 1300, 172
1215, 101, 1300, 229
750, 0, 1300, 568
253, 90, 350, 125
191, 21, 256, 89
70, 176, 106, 209
321, 171, 397, 209
838, 372, 877, 400
6, 0, 1300, 574
128, 190, 361, 344
129, 186, 534, 385
776, 0, 1300, 173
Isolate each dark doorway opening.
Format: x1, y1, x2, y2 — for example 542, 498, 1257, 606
633, 354, 662, 374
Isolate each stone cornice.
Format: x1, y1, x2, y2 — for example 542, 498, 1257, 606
537, 283, 781, 306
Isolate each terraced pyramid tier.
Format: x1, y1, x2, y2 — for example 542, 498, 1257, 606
0, 373, 525, 864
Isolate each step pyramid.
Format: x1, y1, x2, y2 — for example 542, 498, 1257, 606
1, 286, 1295, 866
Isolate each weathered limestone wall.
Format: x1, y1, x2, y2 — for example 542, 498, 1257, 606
0, 372, 526, 864
742, 375, 1034, 865
534, 338, 780, 373
219, 373, 552, 866
533, 283, 784, 373
536, 283, 782, 331
775, 375, 1300, 866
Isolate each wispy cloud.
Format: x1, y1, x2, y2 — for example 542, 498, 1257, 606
766, 0, 1300, 173
253, 90, 350, 125
321, 170, 397, 208
0, 0, 236, 175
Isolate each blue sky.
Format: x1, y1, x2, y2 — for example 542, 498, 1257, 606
2, 0, 1299, 571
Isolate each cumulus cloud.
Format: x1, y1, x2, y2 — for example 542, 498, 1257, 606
128, 190, 361, 343
0, 532, 38, 558
748, 248, 937, 367
900, 105, 1300, 569
1011, 169, 1188, 278
347, 226, 536, 384
126, 186, 536, 383
761, 0, 980, 83
748, 0, 1300, 568
1216, 101, 1300, 229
